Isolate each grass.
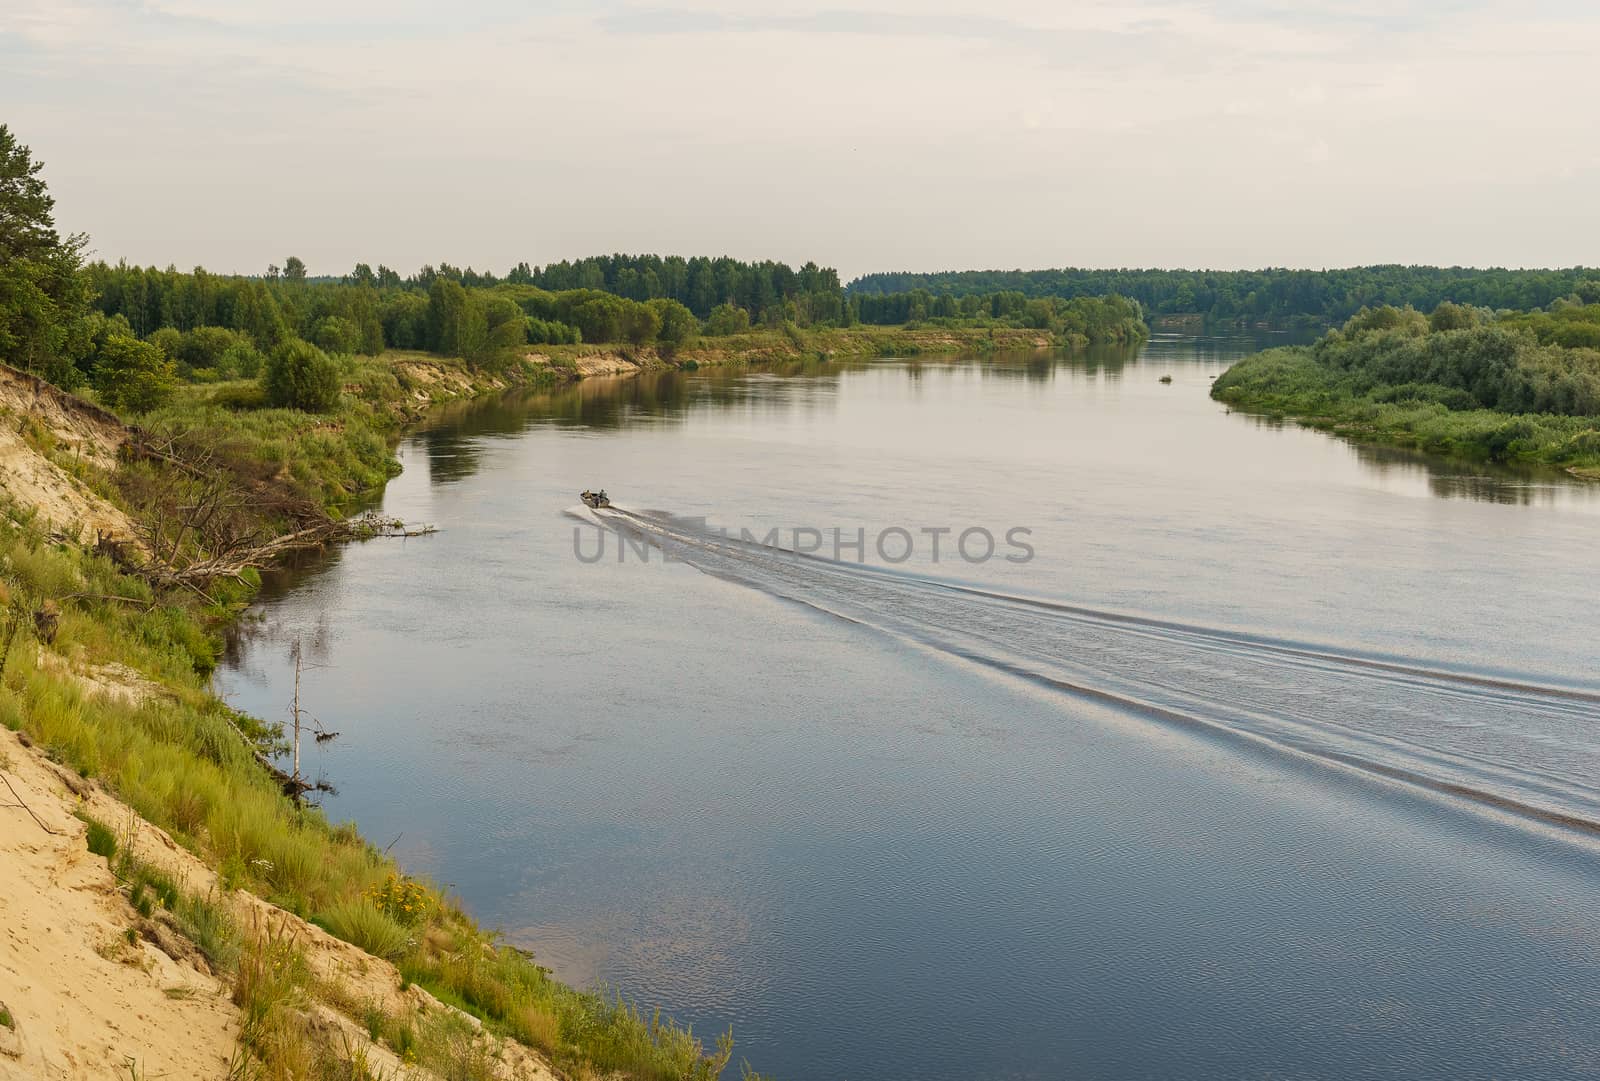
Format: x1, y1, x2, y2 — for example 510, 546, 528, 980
83, 814, 119, 860
0, 1005, 12, 1029
77, 808, 244, 971
317, 897, 411, 961
232, 916, 315, 1076
173, 889, 244, 971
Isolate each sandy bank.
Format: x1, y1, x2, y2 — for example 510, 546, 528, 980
0, 713, 559, 1080
0, 365, 136, 545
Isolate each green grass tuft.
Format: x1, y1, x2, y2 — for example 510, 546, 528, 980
318, 897, 411, 961
82, 815, 118, 860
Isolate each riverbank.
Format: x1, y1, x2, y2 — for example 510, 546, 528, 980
0, 353, 758, 1078
136, 324, 1074, 512
1210, 317, 1600, 481
524, 323, 1070, 380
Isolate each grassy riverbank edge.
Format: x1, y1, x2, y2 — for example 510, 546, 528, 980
526, 322, 1087, 376
1211, 347, 1600, 481
0, 343, 788, 1079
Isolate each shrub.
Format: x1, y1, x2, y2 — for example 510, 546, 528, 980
704, 302, 750, 337
526, 317, 580, 345
262, 339, 340, 412
92, 334, 179, 412
219, 341, 265, 380
311, 315, 363, 355
650, 299, 696, 353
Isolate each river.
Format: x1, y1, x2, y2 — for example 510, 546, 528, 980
219, 333, 1600, 1081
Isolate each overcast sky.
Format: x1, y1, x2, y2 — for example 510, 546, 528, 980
5, 1, 1597, 280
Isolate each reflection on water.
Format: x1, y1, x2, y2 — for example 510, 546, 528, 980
219, 333, 1600, 1081
1215, 413, 1600, 509
1350, 443, 1600, 507
416, 347, 1149, 483
423, 346, 1146, 439
418, 339, 1598, 511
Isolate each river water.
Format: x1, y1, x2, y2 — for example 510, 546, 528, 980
220, 334, 1600, 1080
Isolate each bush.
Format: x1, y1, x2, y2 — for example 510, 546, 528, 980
93, 334, 179, 412
704, 302, 750, 337
262, 339, 340, 412
570, 296, 626, 343
650, 299, 697, 354
623, 302, 661, 347
526, 317, 580, 345
311, 315, 362, 355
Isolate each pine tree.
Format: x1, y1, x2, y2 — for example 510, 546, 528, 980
0, 124, 91, 385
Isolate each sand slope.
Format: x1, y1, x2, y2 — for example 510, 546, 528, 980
0, 712, 560, 1080
0, 364, 136, 544
0, 727, 237, 1080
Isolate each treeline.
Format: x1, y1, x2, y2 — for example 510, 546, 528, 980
81, 260, 1147, 384
853, 290, 1146, 345
504, 254, 847, 326
849, 267, 1600, 328
85, 264, 702, 360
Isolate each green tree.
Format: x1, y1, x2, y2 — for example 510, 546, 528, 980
146, 326, 183, 359
703, 303, 750, 337
218, 340, 264, 379
381, 292, 430, 350
311, 315, 362, 355
570, 296, 625, 343
426, 277, 475, 355
283, 256, 307, 282
262, 338, 340, 412
168, 325, 247, 377
623, 302, 661, 346
1429, 302, 1480, 332
92, 334, 178, 412
1021, 298, 1054, 330
649, 298, 696, 353
469, 296, 526, 371
0, 124, 91, 385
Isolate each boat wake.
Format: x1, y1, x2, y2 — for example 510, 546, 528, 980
594, 506, 1600, 837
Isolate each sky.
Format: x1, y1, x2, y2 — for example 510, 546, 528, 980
4, 0, 1598, 281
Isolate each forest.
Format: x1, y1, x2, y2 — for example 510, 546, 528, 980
849, 267, 1600, 328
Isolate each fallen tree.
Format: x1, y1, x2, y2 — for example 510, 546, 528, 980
110, 428, 432, 599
